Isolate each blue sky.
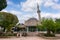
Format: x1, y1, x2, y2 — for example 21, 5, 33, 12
2, 0, 60, 23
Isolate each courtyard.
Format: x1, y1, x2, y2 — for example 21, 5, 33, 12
0, 36, 60, 40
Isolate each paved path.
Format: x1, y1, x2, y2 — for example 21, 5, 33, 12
0, 36, 60, 40
0, 36, 45, 40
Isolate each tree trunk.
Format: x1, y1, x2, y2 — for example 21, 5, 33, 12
47, 29, 51, 35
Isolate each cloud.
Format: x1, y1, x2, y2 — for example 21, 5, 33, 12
41, 12, 60, 19
2, 10, 22, 15
2, 10, 8, 12
44, 0, 60, 9
7, 0, 20, 8
44, 0, 54, 7
53, 0, 59, 3
52, 4, 60, 9
21, 0, 60, 13
9, 10, 22, 15
21, 0, 43, 12
7, 0, 14, 5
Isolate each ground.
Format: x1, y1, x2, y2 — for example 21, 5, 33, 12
0, 36, 60, 40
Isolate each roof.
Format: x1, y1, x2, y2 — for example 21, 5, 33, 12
25, 18, 38, 26
17, 23, 26, 28
27, 18, 38, 21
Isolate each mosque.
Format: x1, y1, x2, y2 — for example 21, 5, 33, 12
12, 4, 41, 36
18, 4, 41, 36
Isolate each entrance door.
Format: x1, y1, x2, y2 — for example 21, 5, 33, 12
28, 26, 37, 32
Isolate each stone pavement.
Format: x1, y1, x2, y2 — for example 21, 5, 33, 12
0, 36, 60, 40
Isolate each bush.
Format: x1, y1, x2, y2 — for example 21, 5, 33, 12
0, 33, 17, 38
44, 34, 55, 37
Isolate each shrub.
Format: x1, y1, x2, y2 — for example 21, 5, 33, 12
37, 33, 55, 37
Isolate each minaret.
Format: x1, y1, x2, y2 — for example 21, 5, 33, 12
37, 4, 41, 24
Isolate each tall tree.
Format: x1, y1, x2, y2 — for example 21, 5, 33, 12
0, 12, 19, 32
0, 0, 7, 11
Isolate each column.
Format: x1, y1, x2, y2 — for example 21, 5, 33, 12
27, 27, 28, 33
36, 28, 38, 33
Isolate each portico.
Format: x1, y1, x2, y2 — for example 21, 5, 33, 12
26, 26, 38, 33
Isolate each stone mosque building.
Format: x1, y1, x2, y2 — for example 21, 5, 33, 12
19, 4, 41, 34
13, 4, 41, 36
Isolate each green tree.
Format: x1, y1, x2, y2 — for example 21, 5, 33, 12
37, 24, 46, 31
39, 18, 56, 36
55, 18, 60, 33
0, 12, 19, 32
0, 0, 7, 11
55, 19, 60, 23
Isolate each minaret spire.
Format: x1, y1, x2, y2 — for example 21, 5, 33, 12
37, 4, 40, 12
37, 3, 41, 24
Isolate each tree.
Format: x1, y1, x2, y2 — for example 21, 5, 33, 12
37, 24, 46, 31
55, 18, 60, 23
0, 0, 7, 11
55, 18, 60, 33
38, 18, 57, 36
0, 12, 19, 32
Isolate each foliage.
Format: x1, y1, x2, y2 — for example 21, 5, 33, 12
37, 24, 46, 31
37, 18, 60, 36
37, 18, 58, 36
0, 0, 7, 11
55, 18, 60, 23
0, 12, 19, 32
55, 18, 60, 33
41, 18, 55, 30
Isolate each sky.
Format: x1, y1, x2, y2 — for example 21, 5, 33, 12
2, 0, 60, 23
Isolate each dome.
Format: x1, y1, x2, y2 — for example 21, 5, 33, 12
25, 18, 38, 26
27, 18, 38, 21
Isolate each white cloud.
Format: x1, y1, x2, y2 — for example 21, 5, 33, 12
2, 10, 8, 12
21, 0, 60, 13
44, 0, 60, 9
2, 10, 22, 15
44, 0, 54, 7
21, 0, 43, 12
9, 10, 21, 15
41, 12, 60, 19
52, 4, 60, 9
7, 0, 14, 5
